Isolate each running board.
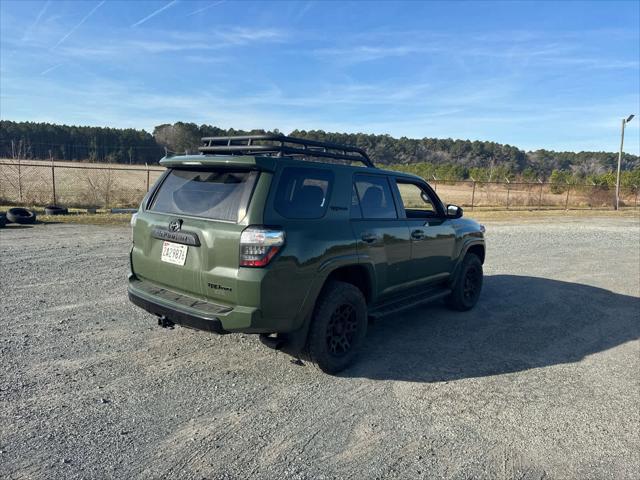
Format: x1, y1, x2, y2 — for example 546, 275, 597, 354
368, 287, 451, 320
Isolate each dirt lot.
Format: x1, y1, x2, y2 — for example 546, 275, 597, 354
1, 216, 638, 479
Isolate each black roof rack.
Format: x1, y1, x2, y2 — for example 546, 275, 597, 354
198, 134, 375, 168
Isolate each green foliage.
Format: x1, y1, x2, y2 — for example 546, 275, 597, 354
0, 120, 164, 164
387, 163, 640, 188
549, 170, 573, 193
620, 169, 640, 189
521, 168, 539, 182
1, 120, 639, 182
587, 172, 616, 188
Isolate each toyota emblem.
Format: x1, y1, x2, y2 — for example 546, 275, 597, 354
169, 219, 182, 232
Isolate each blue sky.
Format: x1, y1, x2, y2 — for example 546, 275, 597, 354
1, 0, 639, 154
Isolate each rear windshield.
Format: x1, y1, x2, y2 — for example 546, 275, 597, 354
149, 168, 258, 222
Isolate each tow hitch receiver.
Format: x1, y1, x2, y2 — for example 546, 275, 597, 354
157, 316, 175, 329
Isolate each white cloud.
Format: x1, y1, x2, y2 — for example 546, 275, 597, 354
186, 1, 227, 17
131, 0, 178, 28
21, 0, 50, 42
50, 27, 287, 59
40, 63, 64, 75
53, 0, 106, 49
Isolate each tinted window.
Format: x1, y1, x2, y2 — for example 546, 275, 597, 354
150, 169, 257, 222
274, 167, 333, 219
354, 175, 397, 219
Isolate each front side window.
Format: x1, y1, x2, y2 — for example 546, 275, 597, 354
274, 167, 333, 219
396, 181, 437, 215
354, 175, 398, 219
150, 168, 257, 222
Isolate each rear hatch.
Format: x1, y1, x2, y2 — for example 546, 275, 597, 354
131, 165, 264, 306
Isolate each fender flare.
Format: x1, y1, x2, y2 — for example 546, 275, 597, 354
450, 240, 485, 285
283, 257, 376, 355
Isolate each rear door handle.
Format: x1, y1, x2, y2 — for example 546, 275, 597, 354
411, 229, 425, 240
361, 232, 378, 243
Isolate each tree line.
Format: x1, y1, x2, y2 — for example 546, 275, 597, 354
0, 120, 163, 164
1, 120, 638, 184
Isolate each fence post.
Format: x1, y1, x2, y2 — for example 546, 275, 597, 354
506, 184, 510, 210
565, 184, 571, 210
51, 160, 57, 205
505, 177, 510, 210
538, 181, 543, 210
145, 163, 150, 192
432, 175, 437, 192
471, 181, 476, 210
18, 159, 23, 203
635, 185, 638, 209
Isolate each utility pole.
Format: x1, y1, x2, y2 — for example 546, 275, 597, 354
616, 114, 635, 210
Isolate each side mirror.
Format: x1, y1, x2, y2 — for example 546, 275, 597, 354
447, 204, 463, 218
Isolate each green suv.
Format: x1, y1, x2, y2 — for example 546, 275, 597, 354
128, 135, 485, 373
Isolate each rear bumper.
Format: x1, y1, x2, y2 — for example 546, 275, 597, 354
127, 276, 267, 333
128, 289, 227, 333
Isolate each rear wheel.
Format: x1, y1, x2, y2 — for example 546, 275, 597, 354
447, 253, 483, 311
307, 280, 367, 374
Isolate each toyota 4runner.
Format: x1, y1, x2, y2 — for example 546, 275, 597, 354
128, 134, 485, 373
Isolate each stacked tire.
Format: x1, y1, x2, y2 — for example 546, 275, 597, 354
4, 208, 37, 225
45, 205, 69, 215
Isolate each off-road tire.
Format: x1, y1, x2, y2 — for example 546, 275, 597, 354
447, 253, 483, 311
307, 280, 367, 374
6, 208, 36, 225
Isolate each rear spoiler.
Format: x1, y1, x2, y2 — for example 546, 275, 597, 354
159, 155, 277, 172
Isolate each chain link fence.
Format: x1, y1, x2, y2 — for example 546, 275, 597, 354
0, 160, 164, 208
431, 179, 639, 210
0, 159, 638, 210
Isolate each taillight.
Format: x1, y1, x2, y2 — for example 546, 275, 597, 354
239, 226, 285, 267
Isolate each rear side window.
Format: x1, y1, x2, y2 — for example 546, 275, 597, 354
274, 167, 333, 219
354, 175, 398, 219
150, 169, 258, 222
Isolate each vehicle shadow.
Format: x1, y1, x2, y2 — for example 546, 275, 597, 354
345, 275, 640, 382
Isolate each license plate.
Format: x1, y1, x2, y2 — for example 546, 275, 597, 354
161, 241, 188, 266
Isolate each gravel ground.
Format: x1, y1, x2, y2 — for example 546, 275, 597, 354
1, 216, 638, 479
